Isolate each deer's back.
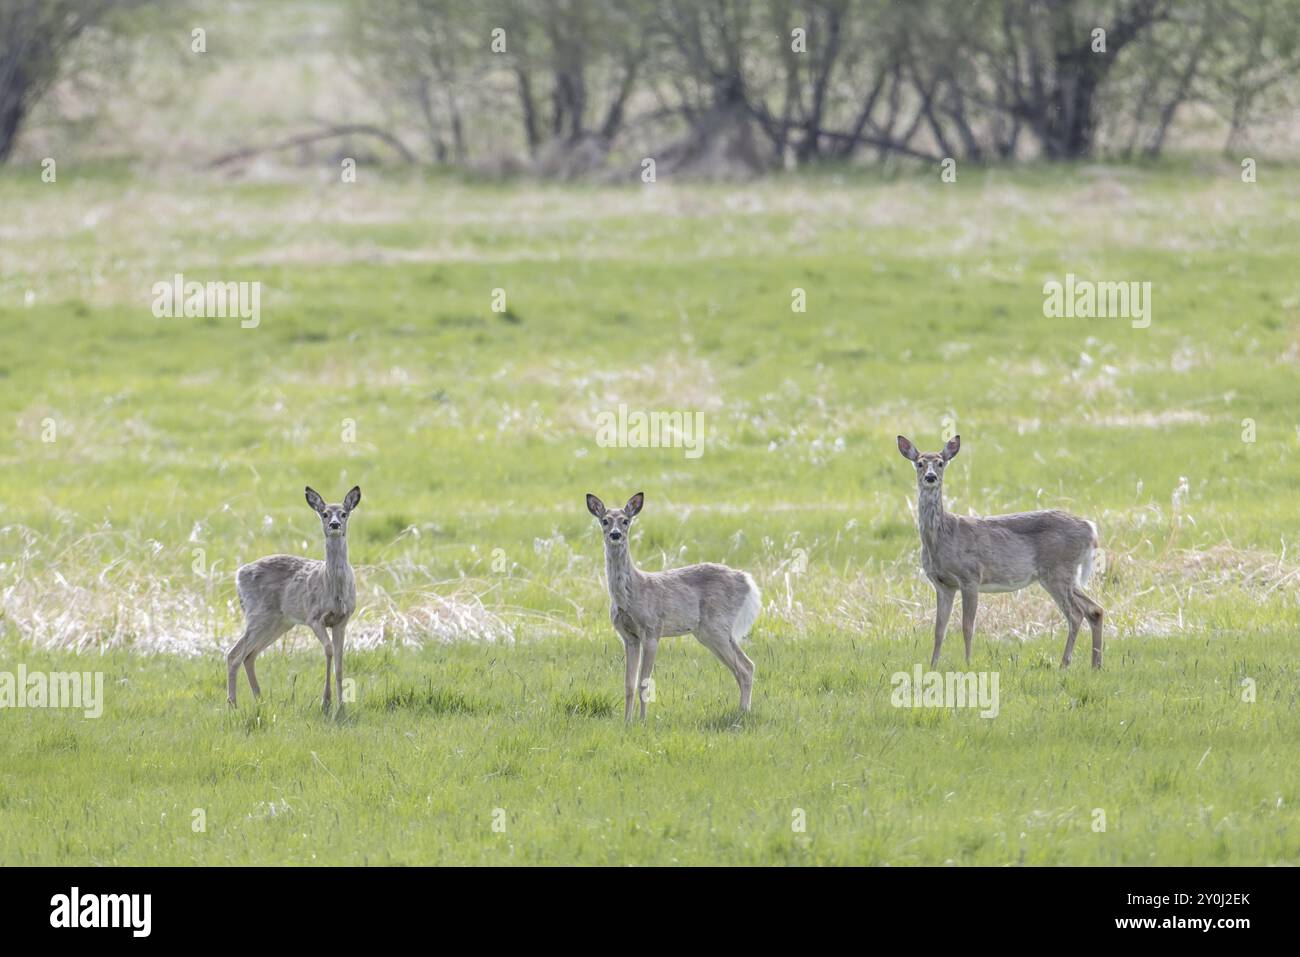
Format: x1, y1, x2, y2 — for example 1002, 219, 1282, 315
943, 509, 1093, 590
236, 554, 322, 622
976, 509, 1094, 555
646, 562, 751, 634
656, 561, 749, 594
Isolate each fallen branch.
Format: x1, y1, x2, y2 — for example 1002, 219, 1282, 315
208, 124, 417, 168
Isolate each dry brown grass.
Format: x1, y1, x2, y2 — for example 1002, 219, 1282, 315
2, 533, 1293, 656
0, 524, 515, 656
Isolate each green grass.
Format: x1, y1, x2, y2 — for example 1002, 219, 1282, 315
0, 634, 1293, 865
1, 161, 1298, 864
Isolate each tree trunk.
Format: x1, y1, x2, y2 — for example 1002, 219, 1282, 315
1145, 31, 1208, 159
798, 3, 845, 162
515, 67, 540, 157
0, 53, 32, 164
600, 54, 640, 141
1034, 39, 1107, 159
0, 94, 25, 163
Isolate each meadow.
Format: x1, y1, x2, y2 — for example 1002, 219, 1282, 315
0, 160, 1297, 864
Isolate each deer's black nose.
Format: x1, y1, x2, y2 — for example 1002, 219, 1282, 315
609, 531, 622, 541
924, 474, 937, 484
330, 521, 341, 529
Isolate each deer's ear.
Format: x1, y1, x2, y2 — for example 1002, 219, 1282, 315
343, 486, 361, 512
586, 494, 606, 518
305, 487, 326, 513
897, 436, 919, 462
625, 492, 644, 517
942, 435, 961, 461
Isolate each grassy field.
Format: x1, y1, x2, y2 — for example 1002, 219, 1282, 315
1, 161, 1298, 864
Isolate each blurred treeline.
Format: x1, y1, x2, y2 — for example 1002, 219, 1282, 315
3, 0, 1299, 175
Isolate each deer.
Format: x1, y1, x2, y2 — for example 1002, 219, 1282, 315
226, 486, 361, 711
585, 492, 762, 720
896, 436, 1104, 669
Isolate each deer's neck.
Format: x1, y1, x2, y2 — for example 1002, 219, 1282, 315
917, 486, 950, 551
323, 536, 353, 599
604, 544, 641, 609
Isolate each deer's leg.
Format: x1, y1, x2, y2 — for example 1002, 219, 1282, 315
622, 635, 642, 723
310, 624, 334, 711
637, 637, 659, 721
243, 618, 290, 702
1073, 588, 1104, 669
226, 627, 252, 706
1044, 580, 1082, 668
697, 628, 749, 712
243, 625, 269, 700
243, 650, 262, 700
731, 639, 755, 712
959, 587, 979, 663
932, 585, 956, 668
330, 623, 347, 709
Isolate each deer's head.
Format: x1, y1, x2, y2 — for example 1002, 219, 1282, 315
586, 491, 643, 548
305, 485, 361, 538
897, 435, 959, 492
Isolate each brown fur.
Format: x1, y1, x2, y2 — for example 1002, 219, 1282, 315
587, 492, 762, 719
226, 486, 361, 709
898, 436, 1104, 669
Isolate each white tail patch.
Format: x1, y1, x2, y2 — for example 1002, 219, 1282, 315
1078, 520, 1100, 586
731, 574, 762, 641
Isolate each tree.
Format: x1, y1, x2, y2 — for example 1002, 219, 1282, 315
345, 0, 1300, 174
965, 0, 1173, 160
0, 0, 145, 162
347, 0, 487, 164
1202, 0, 1300, 154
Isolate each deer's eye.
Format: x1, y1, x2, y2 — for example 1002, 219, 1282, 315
601, 518, 609, 525
621, 518, 628, 525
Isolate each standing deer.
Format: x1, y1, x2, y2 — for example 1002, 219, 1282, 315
226, 486, 361, 710
896, 436, 1104, 669
586, 492, 762, 720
